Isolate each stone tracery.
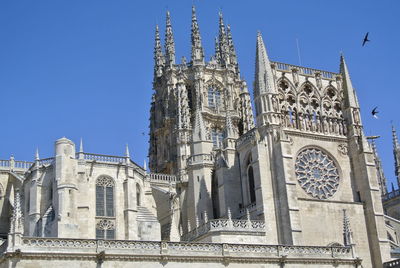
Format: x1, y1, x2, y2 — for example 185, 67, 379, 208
295, 148, 340, 200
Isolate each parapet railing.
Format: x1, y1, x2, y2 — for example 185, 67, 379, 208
236, 128, 257, 147
0, 159, 33, 171
13, 237, 354, 260
81, 153, 127, 164
149, 173, 178, 183
383, 189, 400, 201
181, 218, 266, 242
272, 61, 338, 79
187, 153, 214, 165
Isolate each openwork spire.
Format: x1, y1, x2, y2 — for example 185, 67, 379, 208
154, 25, 164, 78
191, 6, 204, 64
226, 25, 237, 66
340, 54, 359, 108
343, 209, 353, 246
164, 11, 176, 67
217, 12, 230, 66
254, 32, 275, 96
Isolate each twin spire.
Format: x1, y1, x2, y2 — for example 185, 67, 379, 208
254, 32, 275, 97
153, 7, 238, 72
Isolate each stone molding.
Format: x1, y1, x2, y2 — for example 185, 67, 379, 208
0, 237, 358, 265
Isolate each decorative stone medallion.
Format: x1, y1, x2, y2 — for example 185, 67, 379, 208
295, 148, 340, 200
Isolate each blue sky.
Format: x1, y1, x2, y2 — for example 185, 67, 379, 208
0, 0, 399, 189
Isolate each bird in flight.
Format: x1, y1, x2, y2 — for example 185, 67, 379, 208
371, 106, 379, 119
362, 32, 370, 46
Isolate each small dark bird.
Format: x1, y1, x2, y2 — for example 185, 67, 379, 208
141, 132, 145, 136
371, 106, 379, 119
362, 32, 370, 46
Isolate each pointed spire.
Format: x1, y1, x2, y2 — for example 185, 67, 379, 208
392, 124, 400, 188
254, 32, 275, 96
192, 103, 207, 142
154, 25, 164, 78
218, 12, 230, 66
143, 159, 147, 171
165, 11, 176, 67
125, 144, 130, 158
35, 148, 40, 161
371, 139, 388, 195
340, 54, 359, 108
343, 209, 353, 246
214, 36, 221, 63
191, 6, 204, 64
226, 25, 238, 66
79, 138, 84, 153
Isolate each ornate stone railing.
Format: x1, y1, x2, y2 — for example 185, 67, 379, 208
38, 157, 54, 166
10, 237, 354, 261
0, 159, 33, 171
236, 128, 257, 147
181, 218, 265, 242
187, 153, 214, 165
272, 61, 338, 80
82, 153, 127, 163
149, 173, 178, 183
383, 189, 400, 201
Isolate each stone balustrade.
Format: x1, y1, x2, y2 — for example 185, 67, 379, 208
149, 173, 178, 183
82, 153, 127, 163
187, 153, 214, 166
236, 127, 257, 147
272, 61, 338, 80
3, 237, 355, 261
384, 258, 400, 268
0, 159, 33, 172
38, 157, 54, 166
181, 218, 265, 242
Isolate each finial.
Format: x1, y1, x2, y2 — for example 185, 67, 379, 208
125, 144, 130, 158
143, 159, 147, 171
195, 215, 199, 228
227, 207, 232, 220
191, 4, 204, 64
246, 208, 251, 221
203, 211, 208, 223
79, 138, 84, 153
35, 148, 40, 161
187, 220, 191, 232
165, 10, 176, 66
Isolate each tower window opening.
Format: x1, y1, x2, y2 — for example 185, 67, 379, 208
208, 87, 221, 108
211, 129, 224, 148
248, 166, 256, 204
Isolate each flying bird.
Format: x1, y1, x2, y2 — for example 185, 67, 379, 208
371, 106, 379, 119
362, 32, 370, 46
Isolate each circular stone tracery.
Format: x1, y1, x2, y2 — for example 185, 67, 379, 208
295, 148, 340, 200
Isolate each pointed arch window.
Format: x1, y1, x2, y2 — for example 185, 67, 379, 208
96, 176, 115, 217
208, 87, 221, 108
211, 129, 224, 148
248, 166, 256, 204
136, 184, 141, 207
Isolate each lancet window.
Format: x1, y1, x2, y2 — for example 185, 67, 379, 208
136, 184, 141, 207
96, 176, 115, 217
208, 87, 221, 108
211, 129, 224, 148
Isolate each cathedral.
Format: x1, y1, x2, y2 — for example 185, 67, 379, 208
0, 7, 399, 268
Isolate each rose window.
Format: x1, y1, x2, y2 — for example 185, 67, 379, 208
295, 148, 340, 200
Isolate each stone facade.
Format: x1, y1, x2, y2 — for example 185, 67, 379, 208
0, 7, 399, 268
